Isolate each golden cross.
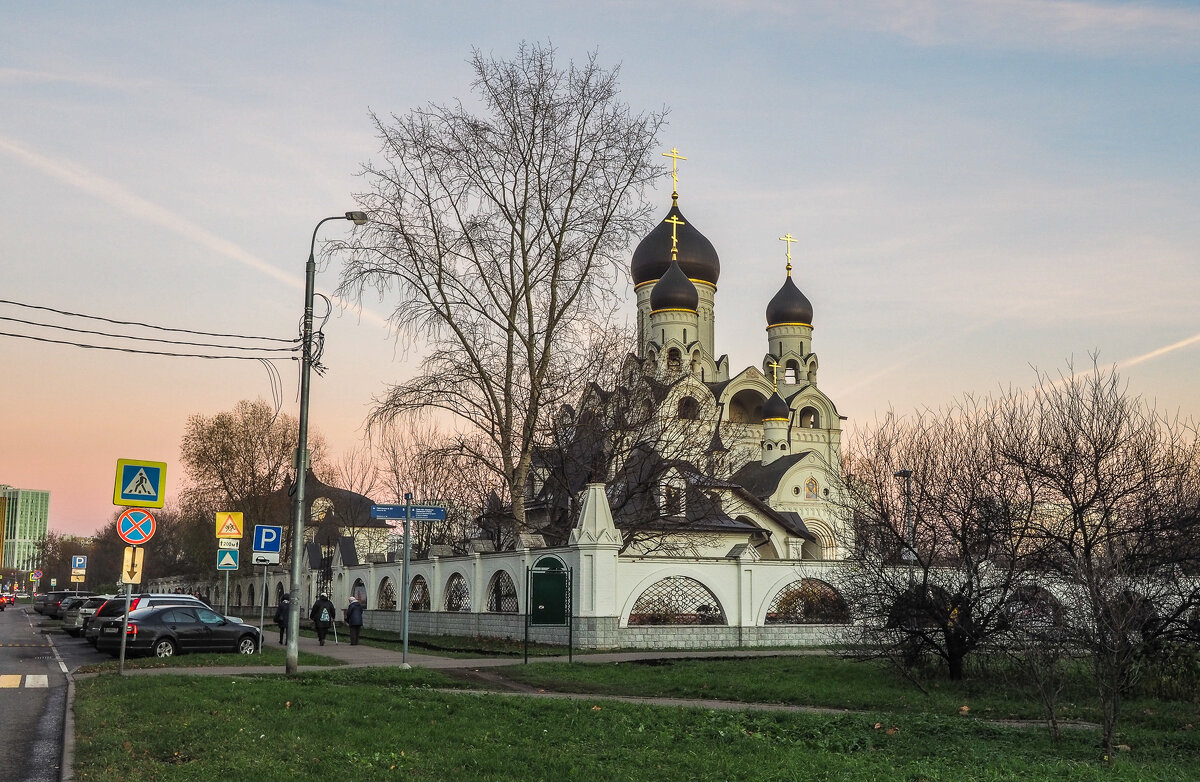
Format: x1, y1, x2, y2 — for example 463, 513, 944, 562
664, 213, 686, 260
767, 359, 780, 391
662, 147, 687, 192
779, 233, 797, 276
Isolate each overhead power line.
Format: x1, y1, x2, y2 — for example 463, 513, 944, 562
0, 298, 296, 343
0, 330, 301, 361
0, 314, 299, 353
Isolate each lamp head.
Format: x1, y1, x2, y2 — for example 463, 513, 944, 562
345, 211, 368, 225
893, 469, 912, 479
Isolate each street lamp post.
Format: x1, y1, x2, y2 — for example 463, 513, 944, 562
287, 211, 366, 675
894, 469, 916, 582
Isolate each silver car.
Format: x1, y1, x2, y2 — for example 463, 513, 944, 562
63, 595, 115, 637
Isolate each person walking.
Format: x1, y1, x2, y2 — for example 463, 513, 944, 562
309, 592, 336, 646
345, 594, 364, 646
273, 593, 291, 645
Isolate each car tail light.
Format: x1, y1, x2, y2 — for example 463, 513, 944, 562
125, 623, 138, 637
129, 598, 141, 610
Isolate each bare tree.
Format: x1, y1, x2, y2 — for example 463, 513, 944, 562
179, 398, 328, 566
836, 398, 1036, 681
373, 418, 498, 555
531, 361, 734, 555
337, 43, 666, 529
994, 361, 1200, 761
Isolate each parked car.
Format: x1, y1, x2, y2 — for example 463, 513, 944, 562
37, 590, 96, 618
96, 605, 260, 657
62, 595, 116, 637
51, 595, 89, 620
84, 593, 211, 646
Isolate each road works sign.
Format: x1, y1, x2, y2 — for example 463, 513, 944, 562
116, 508, 156, 545
216, 550, 240, 571
215, 512, 243, 539
113, 459, 167, 508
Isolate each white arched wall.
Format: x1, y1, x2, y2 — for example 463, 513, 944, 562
617, 565, 735, 628
753, 568, 849, 625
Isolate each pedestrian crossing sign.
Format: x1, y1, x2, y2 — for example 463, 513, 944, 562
113, 459, 167, 508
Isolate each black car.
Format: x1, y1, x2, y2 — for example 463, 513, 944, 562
96, 605, 260, 658
84, 593, 210, 646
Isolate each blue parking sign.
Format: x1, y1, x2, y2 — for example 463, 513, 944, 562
253, 525, 283, 553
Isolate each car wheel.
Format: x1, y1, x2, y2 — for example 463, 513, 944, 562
153, 638, 177, 658
236, 635, 257, 655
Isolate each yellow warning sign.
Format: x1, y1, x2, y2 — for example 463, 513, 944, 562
215, 512, 244, 539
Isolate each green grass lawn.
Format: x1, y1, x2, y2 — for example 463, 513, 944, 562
301, 626, 568, 658
72, 658, 1200, 780
74, 642, 345, 673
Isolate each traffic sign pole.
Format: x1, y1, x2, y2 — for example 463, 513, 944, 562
118, 562, 134, 675
402, 492, 412, 666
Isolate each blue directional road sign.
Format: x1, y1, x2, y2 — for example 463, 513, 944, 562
253, 525, 283, 553
71, 555, 87, 569
216, 550, 239, 570
371, 504, 447, 521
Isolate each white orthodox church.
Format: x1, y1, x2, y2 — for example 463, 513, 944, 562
161, 156, 856, 649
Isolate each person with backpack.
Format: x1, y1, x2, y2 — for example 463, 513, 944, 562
273, 593, 291, 645
309, 592, 336, 646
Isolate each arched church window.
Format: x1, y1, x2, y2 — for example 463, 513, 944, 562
677, 396, 700, 420
785, 360, 800, 384
765, 579, 849, 624
728, 389, 766, 424
628, 576, 726, 625
798, 407, 820, 428
662, 484, 684, 516
807, 360, 818, 383
667, 348, 682, 374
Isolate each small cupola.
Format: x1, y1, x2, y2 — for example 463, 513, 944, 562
650, 260, 699, 313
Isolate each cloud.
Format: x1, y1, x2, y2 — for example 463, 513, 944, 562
0, 134, 389, 330
0, 67, 151, 90
716, 0, 1200, 57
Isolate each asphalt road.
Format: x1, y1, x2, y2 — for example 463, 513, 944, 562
0, 606, 68, 782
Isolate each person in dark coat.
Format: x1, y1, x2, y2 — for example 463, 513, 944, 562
309, 592, 336, 646
345, 594, 364, 645
273, 593, 291, 644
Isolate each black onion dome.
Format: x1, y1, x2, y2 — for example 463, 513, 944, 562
631, 204, 721, 285
650, 260, 699, 312
763, 392, 790, 421
766, 275, 814, 327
